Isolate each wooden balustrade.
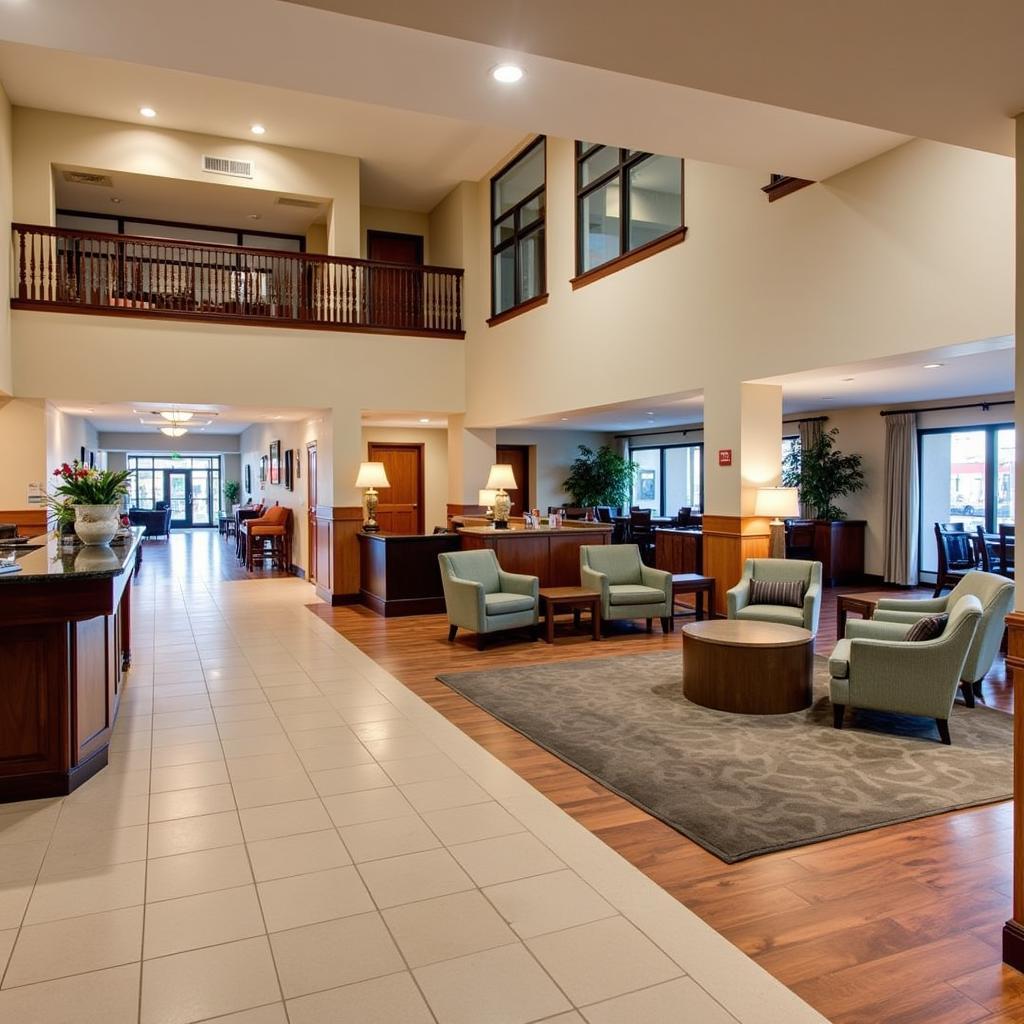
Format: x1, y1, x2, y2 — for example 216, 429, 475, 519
11, 223, 464, 338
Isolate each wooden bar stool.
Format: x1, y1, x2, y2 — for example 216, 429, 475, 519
245, 506, 291, 572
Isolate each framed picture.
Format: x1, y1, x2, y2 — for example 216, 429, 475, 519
295, 449, 301, 479
259, 456, 268, 484
245, 464, 252, 495
284, 449, 294, 491
269, 441, 281, 486
639, 470, 656, 501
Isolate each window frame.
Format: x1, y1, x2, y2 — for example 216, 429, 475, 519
573, 143, 686, 287
629, 441, 704, 517
488, 136, 547, 324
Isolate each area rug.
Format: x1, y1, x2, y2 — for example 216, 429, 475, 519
437, 653, 1013, 862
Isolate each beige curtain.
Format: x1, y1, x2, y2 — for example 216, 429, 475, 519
883, 411, 919, 585
797, 419, 824, 518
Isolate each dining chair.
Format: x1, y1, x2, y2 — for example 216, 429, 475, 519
934, 522, 977, 597
1000, 523, 1015, 578
628, 509, 654, 560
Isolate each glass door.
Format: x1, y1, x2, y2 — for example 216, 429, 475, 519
166, 470, 192, 527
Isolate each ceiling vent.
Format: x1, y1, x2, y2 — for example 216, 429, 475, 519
62, 170, 113, 187
202, 155, 254, 179
276, 196, 321, 209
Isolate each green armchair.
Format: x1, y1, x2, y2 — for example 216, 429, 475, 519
828, 593, 983, 744
870, 570, 1014, 706
727, 558, 823, 634
438, 549, 539, 650
580, 544, 673, 633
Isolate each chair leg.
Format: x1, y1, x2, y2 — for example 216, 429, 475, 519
447, 625, 457, 642
832, 703, 845, 729
960, 681, 976, 708
660, 617, 671, 634
936, 718, 951, 745
646, 618, 653, 633
973, 680, 985, 702
476, 634, 486, 652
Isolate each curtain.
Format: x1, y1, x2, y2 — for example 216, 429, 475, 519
797, 419, 824, 518
883, 411, 919, 585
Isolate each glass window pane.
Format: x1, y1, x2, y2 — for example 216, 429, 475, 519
493, 247, 516, 315
518, 228, 543, 303
664, 446, 702, 513
494, 142, 544, 217
580, 145, 618, 186
628, 155, 682, 250
493, 214, 515, 246
631, 449, 661, 515
998, 428, 1015, 525
520, 193, 544, 229
582, 182, 621, 272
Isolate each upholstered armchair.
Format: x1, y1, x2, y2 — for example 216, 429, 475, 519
579, 544, 673, 633
828, 594, 983, 744
438, 550, 539, 649
128, 505, 172, 539
870, 570, 1014, 706
727, 559, 823, 634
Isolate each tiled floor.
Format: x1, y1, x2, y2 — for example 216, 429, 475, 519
0, 558, 826, 1024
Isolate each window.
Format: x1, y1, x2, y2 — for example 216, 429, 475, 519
128, 455, 222, 526
575, 144, 683, 279
918, 424, 1014, 575
630, 443, 702, 516
490, 137, 546, 319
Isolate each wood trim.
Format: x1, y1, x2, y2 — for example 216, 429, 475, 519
486, 293, 549, 327
701, 515, 771, 615
570, 227, 687, 290
762, 176, 815, 202
314, 505, 364, 605
1005, 610, 1024, 970
0, 509, 47, 536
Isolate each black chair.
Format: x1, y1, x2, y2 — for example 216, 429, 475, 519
629, 510, 654, 560
934, 522, 977, 596
1000, 523, 1015, 578
594, 506, 614, 524
128, 505, 172, 539
675, 506, 692, 528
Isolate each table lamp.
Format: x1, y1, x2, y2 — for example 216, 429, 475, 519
755, 486, 799, 558
478, 488, 497, 521
484, 464, 517, 529
355, 462, 390, 533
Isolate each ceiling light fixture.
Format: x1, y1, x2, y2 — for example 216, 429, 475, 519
490, 63, 524, 84
418, 418, 430, 424
139, 106, 157, 118
250, 123, 266, 135
110, 197, 122, 204
159, 410, 193, 423
160, 426, 187, 438
923, 362, 945, 369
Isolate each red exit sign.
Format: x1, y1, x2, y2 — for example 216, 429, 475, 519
718, 449, 733, 467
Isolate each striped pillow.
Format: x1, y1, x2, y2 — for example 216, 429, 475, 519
748, 577, 806, 609
904, 613, 948, 642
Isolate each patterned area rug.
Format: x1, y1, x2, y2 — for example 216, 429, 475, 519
437, 653, 1013, 862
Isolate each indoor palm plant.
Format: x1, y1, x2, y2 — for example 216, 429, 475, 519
51, 460, 131, 545
224, 480, 241, 508
782, 427, 865, 520
563, 445, 637, 510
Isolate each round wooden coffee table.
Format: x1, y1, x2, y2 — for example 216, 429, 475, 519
682, 620, 814, 714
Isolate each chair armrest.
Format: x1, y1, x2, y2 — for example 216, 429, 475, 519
580, 565, 608, 599
873, 609, 929, 625
444, 575, 486, 625
727, 580, 751, 618
846, 618, 911, 642
876, 596, 947, 614
803, 580, 822, 633
640, 564, 672, 598
498, 570, 539, 599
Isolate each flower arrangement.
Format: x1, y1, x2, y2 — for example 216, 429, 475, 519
50, 461, 131, 506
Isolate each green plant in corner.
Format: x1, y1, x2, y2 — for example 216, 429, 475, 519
563, 445, 637, 509
224, 480, 241, 506
782, 427, 865, 521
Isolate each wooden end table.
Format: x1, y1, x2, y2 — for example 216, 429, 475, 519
539, 587, 602, 644
669, 573, 716, 630
836, 595, 877, 637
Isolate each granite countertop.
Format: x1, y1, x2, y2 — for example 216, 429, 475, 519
0, 527, 145, 583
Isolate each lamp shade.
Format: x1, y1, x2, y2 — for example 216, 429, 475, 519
478, 489, 497, 506
354, 462, 390, 489
755, 486, 799, 519
485, 464, 518, 490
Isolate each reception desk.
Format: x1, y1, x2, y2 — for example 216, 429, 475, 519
0, 528, 143, 801
655, 527, 703, 574
359, 531, 461, 616
456, 522, 612, 587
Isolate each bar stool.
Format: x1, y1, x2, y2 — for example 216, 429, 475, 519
244, 506, 291, 571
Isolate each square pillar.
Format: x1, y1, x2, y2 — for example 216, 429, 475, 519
446, 415, 496, 524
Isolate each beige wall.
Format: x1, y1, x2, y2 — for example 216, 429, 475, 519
12, 107, 360, 256
97, 432, 242, 454
46, 403, 100, 476
359, 207, 430, 261
0, 397, 45, 510
0, 85, 12, 396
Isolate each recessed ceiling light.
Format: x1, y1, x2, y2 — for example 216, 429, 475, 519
923, 362, 945, 369
841, 377, 854, 382
418, 418, 430, 424
560, 417, 569, 422
139, 106, 157, 118
491, 63, 524, 84
110, 197, 121, 204
248, 213, 261, 220
250, 123, 266, 135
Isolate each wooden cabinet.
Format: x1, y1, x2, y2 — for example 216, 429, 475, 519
813, 520, 866, 586
655, 528, 703, 574
359, 532, 460, 616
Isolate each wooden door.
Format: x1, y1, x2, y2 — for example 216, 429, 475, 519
307, 442, 317, 584
367, 231, 424, 330
367, 442, 423, 535
496, 445, 531, 518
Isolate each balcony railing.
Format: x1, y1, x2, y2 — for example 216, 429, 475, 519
11, 223, 464, 338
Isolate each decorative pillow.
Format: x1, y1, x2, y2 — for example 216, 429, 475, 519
748, 577, 806, 609
904, 613, 948, 642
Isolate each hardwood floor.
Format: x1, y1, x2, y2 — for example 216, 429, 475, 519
312, 586, 1016, 1024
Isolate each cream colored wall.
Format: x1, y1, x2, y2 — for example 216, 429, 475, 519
428, 182, 483, 325
466, 137, 1013, 428
0, 85, 12, 396
0, 397, 45, 510
359, 207, 430, 261
12, 108, 360, 256
305, 223, 328, 255
360, 426, 448, 529
97, 432, 242, 454
46, 403, 100, 475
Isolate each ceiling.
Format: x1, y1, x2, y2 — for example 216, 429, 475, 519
361, 412, 449, 429
56, 401, 321, 435
55, 168, 329, 235
514, 392, 705, 433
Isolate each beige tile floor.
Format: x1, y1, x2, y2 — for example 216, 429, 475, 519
0, 568, 827, 1024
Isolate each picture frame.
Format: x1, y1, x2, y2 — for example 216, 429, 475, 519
259, 455, 268, 484
295, 449, 301, 479
284, 449, 294, 491
245, 464, 252, 495
269, 441, 281, 486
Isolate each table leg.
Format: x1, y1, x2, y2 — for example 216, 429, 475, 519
545, 603, 555, 644
837, 603, 847, 638
696, 590, 704, 622
592, 605, 601, 641
573, 608, 581, 628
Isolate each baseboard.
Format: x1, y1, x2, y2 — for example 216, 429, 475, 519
1004, 920, 1024, 972
289, 563, 306, 580
315, 582, 360, 606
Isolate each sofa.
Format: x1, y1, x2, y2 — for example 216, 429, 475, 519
128, 502, 172, 539
580, 544, 673, 633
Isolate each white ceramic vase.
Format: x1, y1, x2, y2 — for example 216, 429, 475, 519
74, 504, 119, 546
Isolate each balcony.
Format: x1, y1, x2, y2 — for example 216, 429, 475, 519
11, 223, 464, 338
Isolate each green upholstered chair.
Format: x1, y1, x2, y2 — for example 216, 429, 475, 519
438, 549, 539, 650
726, 558, 823, 634
870, 570, 1014, 707
828, 593, 983, 744
580, 544, 673, 633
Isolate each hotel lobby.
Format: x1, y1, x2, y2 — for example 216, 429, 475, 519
0, 3, 1022, 1023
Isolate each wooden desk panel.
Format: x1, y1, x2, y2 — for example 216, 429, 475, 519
458, 526, 612, 587
655, 528, 703, 575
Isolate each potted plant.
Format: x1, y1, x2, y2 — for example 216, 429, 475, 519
50, 461, 131, 546
563, 445, 637, 511
224, 480, 241, 508
781, 428, 865, 520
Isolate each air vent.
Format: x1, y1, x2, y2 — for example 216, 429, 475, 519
276, 196, 321, 209
202, 155, 254, 179
62, 171, 113, 187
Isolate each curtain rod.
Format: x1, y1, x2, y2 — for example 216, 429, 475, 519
879, 399, 1014, 417
782, 415, 829, 425
616, 413, 827, 439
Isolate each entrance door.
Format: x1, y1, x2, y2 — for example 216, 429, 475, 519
307, 442, 318, 584
496, 445, 531, 518
367, 442, 423, 534
367, 230, 424, 330
166, 470, 192, 527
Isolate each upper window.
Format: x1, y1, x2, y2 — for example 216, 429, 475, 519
490, 137, 546, 319
575, 144, 683, 279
